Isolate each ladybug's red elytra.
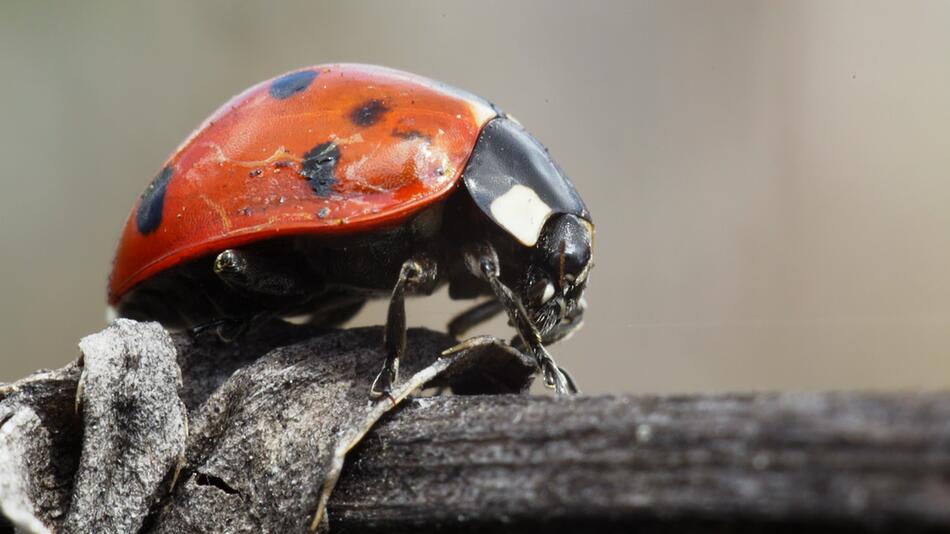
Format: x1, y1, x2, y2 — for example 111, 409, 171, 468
109, 64, 593, 395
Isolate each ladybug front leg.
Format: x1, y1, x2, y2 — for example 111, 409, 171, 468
370, 255, 438, 398
460, 242, 577, 395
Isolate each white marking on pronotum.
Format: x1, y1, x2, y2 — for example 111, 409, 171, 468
489, 184, 553, 246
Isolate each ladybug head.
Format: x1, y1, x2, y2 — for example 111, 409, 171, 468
520, 213, 593, 337
460, 114, 594, 338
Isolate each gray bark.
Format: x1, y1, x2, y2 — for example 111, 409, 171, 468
65, 321, 187, 533
330, 392, 950, 532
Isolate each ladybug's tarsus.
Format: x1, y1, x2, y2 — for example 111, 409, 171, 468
555, 364, 580, 394
188, 314, 270, 343
188, 317, 232, 338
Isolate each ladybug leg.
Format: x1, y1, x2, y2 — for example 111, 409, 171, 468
189, 317, 232, 337
460, 242, 577, 395
186, 248, 317, 342
214, 249, 315, 301
188, 312, 274, 342
447, 299, 504, 339
370, 255, 438, 398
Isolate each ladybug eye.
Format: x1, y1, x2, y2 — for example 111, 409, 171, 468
527, 278, 555, 305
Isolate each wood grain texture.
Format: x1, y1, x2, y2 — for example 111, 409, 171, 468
329, 393, 950, 533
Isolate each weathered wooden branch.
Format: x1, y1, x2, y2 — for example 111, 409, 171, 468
2, 320, 950, 533
330, 392, 950, 533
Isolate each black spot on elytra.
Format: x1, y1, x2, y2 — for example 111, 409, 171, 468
350, 99, 389, 126
136, 166, 174, 235
301, 142, 340, 197
269, 70, 317, 100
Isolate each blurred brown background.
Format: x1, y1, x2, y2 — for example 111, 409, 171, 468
3, 1, 950, 393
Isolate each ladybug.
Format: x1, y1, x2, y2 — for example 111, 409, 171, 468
109, 64, 593, 395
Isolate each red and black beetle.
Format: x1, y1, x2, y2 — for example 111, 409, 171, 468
109, 64, 594, 395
